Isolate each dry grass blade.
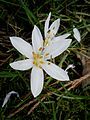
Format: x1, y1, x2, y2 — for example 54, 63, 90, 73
27, 96, 46, 115
8, 98, 37, 118
68, 72, 90, 90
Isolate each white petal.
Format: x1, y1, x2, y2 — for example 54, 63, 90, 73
10, 37, 33, 58
65, 64, 75, 71
59, 33, 71, 39
53, 33, 71, 42
48, 18, 60, 38
32, 25, 43, 53
52, 33, 71, 42
10, 59, 33, 71
73, 28, 81, 42
44, 12, 51, 38
42, 62, 69, 81
2, 91, 19, 108
44, 39, 72, 59
31, 66, 44, 97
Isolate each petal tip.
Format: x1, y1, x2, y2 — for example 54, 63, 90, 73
9, 36, 19, 44
49, 12, 51, 16
64, 71, 70, 81
34, 25, 37, 28
58, 18, 60, 22
9, 63, 12, 67
33, 94, 38, 98
32, 91, 40, 98
73, 28, 81, 42
66, 77, 70, 81
33, 25, 39, 31
9, 62, 15, 69
62, 73, 70, 81
9, 36, 14, 41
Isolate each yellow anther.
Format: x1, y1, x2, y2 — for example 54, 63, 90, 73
39, 47, 43, 51
44, 39, 50, 46
40, 61, 44, 64
32, 52, 44, 68
45, 53, 49, 57
48, 62, 51, 65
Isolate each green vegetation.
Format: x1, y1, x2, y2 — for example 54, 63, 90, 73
0, 0, 90, 119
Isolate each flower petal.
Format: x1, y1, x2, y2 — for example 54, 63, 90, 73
73, 28, 81, 42
44, 12, 51, 38
31, 66, 44, 97
2, 91, 20, 108
10, 59, 33, 71
10, 37, 33, 58
65, 64, 75, 71
52, 33, 71, 42
52, 34, 71, 43
59, 33, 71, 39
44, 39, 72, 59
47, 18, 60, 38
32, 25, 43, 53
42, 62, 69, 81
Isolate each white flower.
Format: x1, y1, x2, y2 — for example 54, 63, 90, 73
10, 25, 70, 97
44, 12, 71, 47
2, 91, 20, 108
73, 27, 81, 42
65, 64, 75, 71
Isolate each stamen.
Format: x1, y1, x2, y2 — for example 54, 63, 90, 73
48, 62, 51, 65
40, 61, 44, 64
32, 52, 44, 67
45, 53, 49, 57
44, 39, 49, 46
39, 47, 43, 51
33, 61, 35, 64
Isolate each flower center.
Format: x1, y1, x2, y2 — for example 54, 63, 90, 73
32, 52, 44, 68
